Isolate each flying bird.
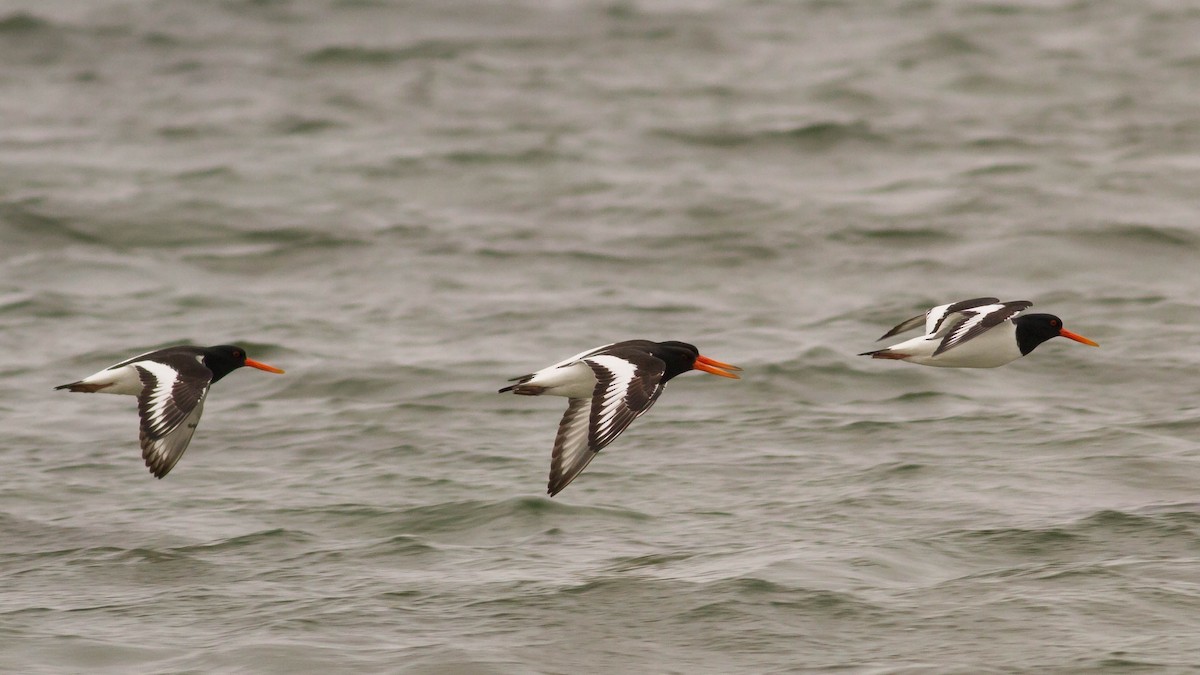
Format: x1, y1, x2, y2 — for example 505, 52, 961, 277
860, 298, 1098, 368
56, 345, 285, 478
499, 340, 740, 496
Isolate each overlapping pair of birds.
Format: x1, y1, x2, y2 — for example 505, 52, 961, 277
58, 298, 1098, 496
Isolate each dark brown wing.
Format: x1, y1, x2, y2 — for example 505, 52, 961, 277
934, 300, 1032, 356
134, 356, 213, 478
544, 350, 666, 496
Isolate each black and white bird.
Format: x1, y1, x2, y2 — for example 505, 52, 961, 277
499, 340, 740, 496
859, 297, 1098, 368
56, 345, 285, 478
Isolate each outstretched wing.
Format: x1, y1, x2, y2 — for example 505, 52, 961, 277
499, 341, 619, 392
877, 312, 927, 341
585, 353, 665, 448
546, 398, 595, 497
545, 352, 666, 496
934, 300, 1033, 356
877, 297, 1000, 341
926, 297, 1000, 335
134, 359, 212, 478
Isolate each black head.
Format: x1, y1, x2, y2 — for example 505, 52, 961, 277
202, 345, 285, 383
652, 341, 740, 382
652, 341, 701, 381
1013, 314, 1099, 355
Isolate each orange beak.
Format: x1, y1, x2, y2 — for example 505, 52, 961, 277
1059, 329, 1099, 347
245, 358, 286, 374
693, 354, 741, 379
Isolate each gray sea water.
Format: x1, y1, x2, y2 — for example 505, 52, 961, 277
2, 0, 1200, 672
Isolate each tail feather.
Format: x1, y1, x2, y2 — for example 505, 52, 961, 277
498, 374, 540, 395
858, 349, 910, 360
55, 381, 110, 392
500, 384, 547, 396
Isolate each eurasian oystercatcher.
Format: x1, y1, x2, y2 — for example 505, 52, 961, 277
859, 298, 1098, 368
499, 340, 740, 496
56, 345, 285, 478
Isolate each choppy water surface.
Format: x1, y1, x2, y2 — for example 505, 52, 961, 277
2, 1, 1200, 672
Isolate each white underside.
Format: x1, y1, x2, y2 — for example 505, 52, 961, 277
522, 361, 597, 399
77, 364, 145, 395
136, 360, 191, 434
884, 322, 1023, 368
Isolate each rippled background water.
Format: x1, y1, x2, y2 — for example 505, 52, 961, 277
2, 1, 1200, 672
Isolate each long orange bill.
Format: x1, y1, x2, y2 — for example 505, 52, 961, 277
1059, 329, 1099, 347
693, 354, 741, 379
245, 358, 286, 374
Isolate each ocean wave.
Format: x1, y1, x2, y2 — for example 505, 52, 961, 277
0, 200, 104, 247
654, 120, 883, 150
303, 41, 464, 65
890, 31, 990, 66
395, 497, 651, 536
0, 12, 51, 34
939, 506, 1200, 561
1064, 222, 1200, 248
173, 528, 314, 554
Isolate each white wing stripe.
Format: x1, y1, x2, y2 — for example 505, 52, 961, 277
925, 297, 1000, 335
136, 360, 183, 433
924, 302, 954, 335
585, 355, 642, 443
142, 393, 208, 478
547, 342, 617, 372
548, 397, 594, 495
934, 301, 1031, 356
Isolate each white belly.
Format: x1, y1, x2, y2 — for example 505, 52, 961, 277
525, 361, 597, 398
78, 364, 145, 395
893, 323, 1023, 368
